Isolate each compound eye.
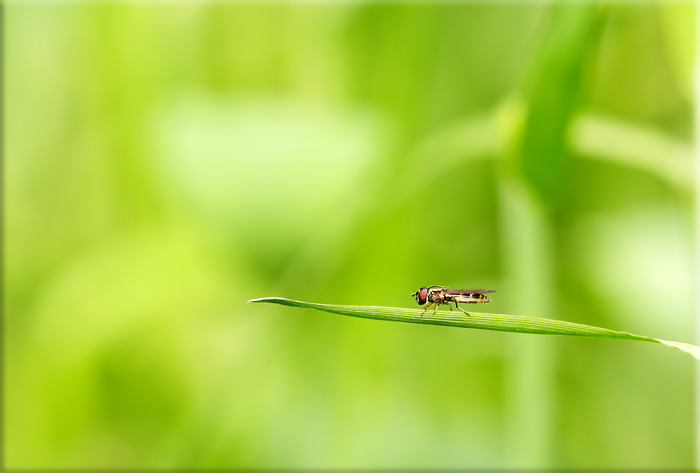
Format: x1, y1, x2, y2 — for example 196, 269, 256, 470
417, 287, 428, 305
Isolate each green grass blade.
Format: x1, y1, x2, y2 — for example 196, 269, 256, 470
248, 297, 700, 360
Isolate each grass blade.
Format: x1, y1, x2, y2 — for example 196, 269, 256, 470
248, 297, 700, 360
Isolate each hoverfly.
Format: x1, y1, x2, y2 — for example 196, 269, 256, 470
411, 286, 495, 315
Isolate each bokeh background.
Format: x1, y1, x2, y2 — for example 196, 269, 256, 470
5, 1, 697, 470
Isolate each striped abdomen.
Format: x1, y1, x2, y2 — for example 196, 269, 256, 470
451, 293, 491, 303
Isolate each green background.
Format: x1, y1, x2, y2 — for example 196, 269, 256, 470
5, 2, 697, 469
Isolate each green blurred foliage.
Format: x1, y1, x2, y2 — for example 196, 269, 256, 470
5, 2, 696, 469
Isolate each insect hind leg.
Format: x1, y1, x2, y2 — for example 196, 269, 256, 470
455, 301, 470, 316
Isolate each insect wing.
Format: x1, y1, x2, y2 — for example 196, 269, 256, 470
445, 289, 495, 295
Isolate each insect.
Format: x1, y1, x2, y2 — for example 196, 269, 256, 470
411, 286, 495, 315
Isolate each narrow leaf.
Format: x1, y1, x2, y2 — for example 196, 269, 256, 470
248, 297, 699, 360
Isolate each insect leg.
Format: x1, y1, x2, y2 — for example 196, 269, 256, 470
421, 302, 433, 315
455, 301, 470, 316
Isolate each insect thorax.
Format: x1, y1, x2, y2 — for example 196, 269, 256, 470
426, 286, 446, 303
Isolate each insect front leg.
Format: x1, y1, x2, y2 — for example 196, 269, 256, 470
421, 302, 433, 315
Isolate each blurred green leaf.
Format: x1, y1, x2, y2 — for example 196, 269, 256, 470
517, 4, 607, 197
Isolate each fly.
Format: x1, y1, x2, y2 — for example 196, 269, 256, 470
411, 286, 495, 316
